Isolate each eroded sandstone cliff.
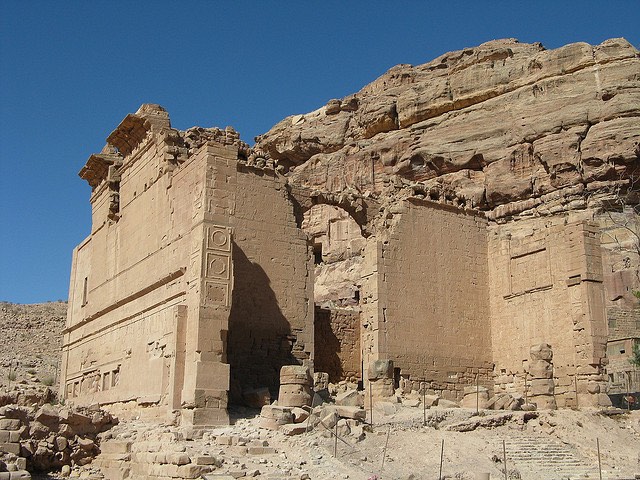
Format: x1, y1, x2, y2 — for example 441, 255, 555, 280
255, 38, 639, 221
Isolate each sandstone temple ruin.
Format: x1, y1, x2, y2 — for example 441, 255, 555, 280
62, 38, 640, 424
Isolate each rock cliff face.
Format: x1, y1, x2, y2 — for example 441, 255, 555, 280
255, 38, 639, 220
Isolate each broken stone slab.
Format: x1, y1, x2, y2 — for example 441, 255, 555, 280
490, 394, 512, 410
335, 389, 364, 407
279, 423, 307, 436
463, 385, 489, 396
505, 397, 523, 411
0, 471, 31, 480
336, 418, 351, 437
77, 437, 96, 451
350, 424, 366, 441
460, 395, 490, 409
374, 401, 397, 415
247, 446, 277, 455
403, 398, 421, 408
34, 405, 59, 425
332, 405, 366, 421
258, 405, 293, 430
291, 407, 309, 423
317, 411, 339, 430
423, 394, 440, 407
435, 399, 459, 408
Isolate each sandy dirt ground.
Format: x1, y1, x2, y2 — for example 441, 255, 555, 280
66, 403, 639, 480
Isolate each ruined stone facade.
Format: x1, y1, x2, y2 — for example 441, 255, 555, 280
63, 105, 313, 425
65, 38, 639, 421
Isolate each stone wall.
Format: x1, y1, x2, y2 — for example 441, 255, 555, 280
314, 307, 361, 383
363, 199, 492, 400
63, 108, 192, 412
488, 218, 610, 407
227, 163, 313, 403
606, 306, 640, 394
64, 106, 313, 425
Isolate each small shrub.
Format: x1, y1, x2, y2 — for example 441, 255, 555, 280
8, 371, 17, 381
27, 369, 36, 375
41, 376, 55, 386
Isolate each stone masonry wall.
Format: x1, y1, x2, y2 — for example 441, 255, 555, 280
65, 105, 313, 424
488, 218, 610, 407
373, 199, 492, 400
63, 119, 192, 411
314, 307, 361, 383
226, 164, 313, 403
608, 307, 640, 341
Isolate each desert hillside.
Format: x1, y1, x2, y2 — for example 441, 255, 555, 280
0, 301, 67, 389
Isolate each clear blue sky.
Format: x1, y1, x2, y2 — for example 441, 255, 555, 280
1, 1, 638, 304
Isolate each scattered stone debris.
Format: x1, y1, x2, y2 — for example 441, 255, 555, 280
0, 385, 116, 479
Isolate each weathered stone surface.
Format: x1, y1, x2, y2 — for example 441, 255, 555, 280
277, 384, 312, 408
335, 390, 364, 407
279, 423, 307, 436
530, 379, 555, 396
255, 38, 639, 218
528, 360, 553, 379
279, 366, 312, 386
436, 399, 460, 409
530, 344, 553, 362
531, 395, 557, 410
333, 406, 366, 421
290, 407, 309, 424
368, 360, 393, 380
62, 37, 633, 438
258, 405, 293, 432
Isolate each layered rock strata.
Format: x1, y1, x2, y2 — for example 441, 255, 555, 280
255, 38, 639, 222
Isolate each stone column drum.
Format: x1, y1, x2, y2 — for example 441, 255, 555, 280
367, 359, 395, 406
528, 343, 557, 410
278, 366, 312, 407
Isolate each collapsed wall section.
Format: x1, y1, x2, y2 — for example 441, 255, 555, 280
362, 199, 492, 400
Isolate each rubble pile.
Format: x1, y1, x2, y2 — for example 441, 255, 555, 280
0, 386, 116, 478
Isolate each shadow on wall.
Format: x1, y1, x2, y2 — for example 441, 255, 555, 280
227, 242, 297, 405
314, 307, 344, 383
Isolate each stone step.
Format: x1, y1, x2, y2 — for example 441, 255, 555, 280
497, 437, 599, 480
